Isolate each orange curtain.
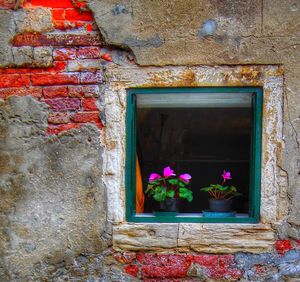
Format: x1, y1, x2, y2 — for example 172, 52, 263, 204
136, 156, 145, 213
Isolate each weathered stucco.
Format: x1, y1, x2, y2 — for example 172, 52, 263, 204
0, 96, 109, 280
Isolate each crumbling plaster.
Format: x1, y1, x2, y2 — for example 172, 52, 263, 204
0, 97, 109, 280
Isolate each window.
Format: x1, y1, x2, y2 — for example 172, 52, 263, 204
126, 87, 263, 223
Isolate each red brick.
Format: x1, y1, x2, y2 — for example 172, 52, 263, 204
43, 86, 68, 98
71, 111, 100, 123
0, 87, 42, 99
13, 32, 103, 47
68, 85, 100, 97
141, 265, 189, 278
77, 47, 101, 59
275, 240, 292, 255
23, 0, 73, 8
52, 9, 65, 20
47, 123, 80, 135
0, 74, 30, 88
53, 61, 67, 72
82, 98, 98, 111
31, 73, 79, 86
193, 255, 219, 267
48, 112, 70, 124
44, 98, 81, 111
0, 0, 15, 9
80, 71, 104, 84
54, 48, 76, 61
65, 8, 93, 21
124, 265, 139, 277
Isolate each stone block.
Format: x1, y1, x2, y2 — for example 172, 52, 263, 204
12, 46, 33, 66
67, 59, 100, 71
33, 47, 53, 67
0, 10, 14, 67
113, 223, 179, 251
15, 8, 53, 33
178, 224, 275, 253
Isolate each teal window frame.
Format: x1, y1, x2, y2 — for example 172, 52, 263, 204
126, 87, 263, 223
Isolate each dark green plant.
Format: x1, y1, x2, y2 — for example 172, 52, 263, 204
200, 170, 242, 200
145, 166, 193, 202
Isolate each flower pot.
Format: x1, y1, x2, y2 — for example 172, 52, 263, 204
159, 198, 179, 212
209, 198, 232, 212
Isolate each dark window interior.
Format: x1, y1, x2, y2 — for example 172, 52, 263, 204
137, 104, 252, 215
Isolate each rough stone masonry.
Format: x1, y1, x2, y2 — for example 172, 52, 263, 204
0, 0, 300, 281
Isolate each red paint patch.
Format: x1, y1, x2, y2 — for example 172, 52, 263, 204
65, 8, 93, 21
86, 23, 93, 32
101, 53, 112, 62
275, 240, 292, 255
23, 0, 73, 8
124, 265, 139, 277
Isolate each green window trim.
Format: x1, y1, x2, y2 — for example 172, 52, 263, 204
125, 87, 263, 223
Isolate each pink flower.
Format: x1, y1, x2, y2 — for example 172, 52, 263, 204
149, 173, 161, 182
221, 170, 232, 182
179, 173, 192, 183
163, 166, 176, 178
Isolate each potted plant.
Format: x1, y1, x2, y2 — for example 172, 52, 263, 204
145, 166, 193, 214
200, 170, 241, 216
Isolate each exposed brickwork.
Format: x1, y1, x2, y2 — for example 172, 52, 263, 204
0, 0, 109, 134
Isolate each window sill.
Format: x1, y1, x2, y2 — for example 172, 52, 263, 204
113, 221, 275, 253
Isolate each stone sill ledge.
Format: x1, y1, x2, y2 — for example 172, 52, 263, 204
113, 222, 275, 254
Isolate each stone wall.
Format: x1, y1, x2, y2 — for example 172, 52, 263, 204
0, 0, 299, 281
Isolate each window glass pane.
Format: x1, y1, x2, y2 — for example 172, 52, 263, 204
136, 92, 253, 215
137, 93, 252, 108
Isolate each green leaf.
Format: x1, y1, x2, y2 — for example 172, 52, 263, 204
168, 179, 178, 185
218, 185, 228, 191
166, 190, 175, 198
153, 186, 167, 202
200, 186, 213, 192
179, 188, 193, 202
